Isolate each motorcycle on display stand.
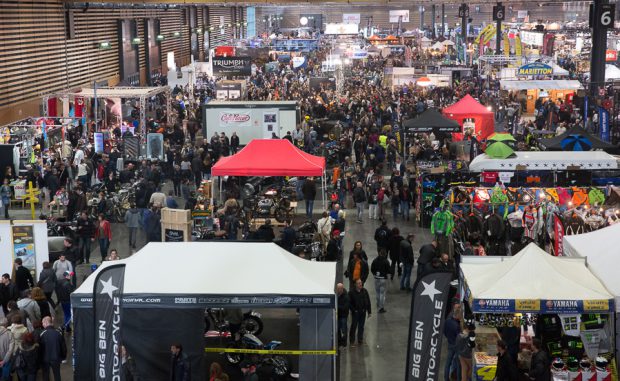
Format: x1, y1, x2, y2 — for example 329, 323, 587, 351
224, 330, 291, 380
204, 308, 264, 336
244, 186, 295, 223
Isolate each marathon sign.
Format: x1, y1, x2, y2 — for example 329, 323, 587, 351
517, 62, 553, 76
406, 272, 452, 381
74, 293, 335, 309
212, 56, 252, 76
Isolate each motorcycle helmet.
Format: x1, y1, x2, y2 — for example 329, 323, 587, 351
567, 357, 579, 372
579, 358, 591, 371
595, 357, 608, 371
552, 358, 565, 371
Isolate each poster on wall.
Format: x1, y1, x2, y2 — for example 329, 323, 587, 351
12, 226, 36, 271
146, 133, 164, 161
219, 111, 252, 128
389, 10, 409, 23
262, 111, 279, 138
342, 13, 361, 24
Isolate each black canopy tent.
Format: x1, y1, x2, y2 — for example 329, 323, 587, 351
403, 108, 461, 133
538, 125, 617, 151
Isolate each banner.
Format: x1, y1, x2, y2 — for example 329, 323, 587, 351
515, 36, 522, 56
389, 10, 409, 23
342, 13, 360, 24
212, 56, 252, 76
12, 226, 36, 271
93, 264, 125, 381
218, 111, 252, 128
553, 213, 564, 256
471, 298, 613, 314
599, 107, 610, 142
580, 329, 602, 359
406, 272, 453, 381
517, 62, 553, 76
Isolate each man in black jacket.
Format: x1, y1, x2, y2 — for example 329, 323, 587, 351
371, 249, 392, 313
0, 274, 18, 315
495, 340, 518, 381
527, 338, 550, 381
373, 219, 391, 253
301, 177, 317, 218
353, 181, 366, 223
399, 234, 415, 291
76, 211, 95, 264
348, 279, 371, 346
336, 283, 349, 348
418, 240, 438, 278
14, 258, 33, 293
170, 343, 191, 381
40, 316, 67, 381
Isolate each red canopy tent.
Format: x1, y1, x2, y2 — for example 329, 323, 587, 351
212, 139, 327, 204
442, 94, 495, 141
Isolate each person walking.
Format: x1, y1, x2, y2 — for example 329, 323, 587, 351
352, 181, 366, 223
0, 274, 18, 315
76, 211, 95, 264
336, 283, 349, 348
0, 178, 11, 219
399, 184, 413, 221
38, 262, 57, 307
399, 234, 415, 291
301, 177, 317, 219
124, 204, 141, 249
345, 252, 368, 291
418, 240, 438, 279
170, 344, 191, 381
0, 318, 13, 380
527, 338, 551, 381
370, 249, 392, 313
444, 309, 462, 381
13, 258, 34, 293
95, 213, 112, 261
387, 227, 403, 279
39, 316, 67, 381
495, 340, 518, 381
348, 279, 371, 346
55, 272, 74, 334
14, 332, 38, 381
373, 219, 391, 254
456, 324, 475, 381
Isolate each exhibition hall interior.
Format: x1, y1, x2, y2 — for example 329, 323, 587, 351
1, 0, 620, 380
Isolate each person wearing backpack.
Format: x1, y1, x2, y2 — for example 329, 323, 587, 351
13, 332, 38, 381
373, 219, 391, 254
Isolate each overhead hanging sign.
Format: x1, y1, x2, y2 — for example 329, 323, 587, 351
389, 10, 409, 23
324, 23, 359, 35
212, 56, 252, 76
470, 297, 613, 314
342, 13, 361, 24
519, 31, 544, 47
405, 272, 452, 381
516, 62, 553, 76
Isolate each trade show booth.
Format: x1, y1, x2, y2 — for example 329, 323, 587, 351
461, 243, 616, 381
443, 95, 495, 140
72, 242, 337, 381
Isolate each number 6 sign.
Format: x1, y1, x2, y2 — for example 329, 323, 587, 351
493, 5, 505, 21
592, 4, 615, 28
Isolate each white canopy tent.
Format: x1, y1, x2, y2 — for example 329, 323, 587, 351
74, 241, 336, 298
563, 223, 620, 312
462, 243, 614, 313
468, 151, 619, 172
73, 242, 337, 380
606, 64, 620, 81
431, 41, 444, 50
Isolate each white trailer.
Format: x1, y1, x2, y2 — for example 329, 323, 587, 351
202, 101, 298, 144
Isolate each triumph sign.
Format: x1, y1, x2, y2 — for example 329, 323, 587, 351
93, 264, 125, 381
406, 272, 453, 381
212, 56, 252, 76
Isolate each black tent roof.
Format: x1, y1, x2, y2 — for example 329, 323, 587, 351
538, 125, 617, 151
403, 109, 461, 133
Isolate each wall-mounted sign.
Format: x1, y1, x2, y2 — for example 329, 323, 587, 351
606, 50, 618, 61
12, 226, 36, 271
389, 10, 409, 23
219, 112, 252, 127
342, 13, 361, 24
517, 62, 553, 76
212, 56, 252, 76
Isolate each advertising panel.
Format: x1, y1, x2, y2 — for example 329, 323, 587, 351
324, 23, 359, 35
389, 10, 410, 23
342, 13, 361, 24
212, 56, 252, 76
12, 225, 36, 271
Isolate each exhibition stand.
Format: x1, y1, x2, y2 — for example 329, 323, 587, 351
539, 125, 618, 152
71, 242, 337, 381
0, 220, 49, 285
443, 95, 495, 140
461, 243, 616, 381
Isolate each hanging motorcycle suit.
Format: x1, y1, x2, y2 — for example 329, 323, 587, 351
483, 213, 506, 256
522, 209, 538, 242
431, 204, 455, 257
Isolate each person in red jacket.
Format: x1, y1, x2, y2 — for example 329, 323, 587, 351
95, 213, 112, 262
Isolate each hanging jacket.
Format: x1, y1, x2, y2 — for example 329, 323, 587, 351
544, 188, 559, 204
571, 187, 589, 206
431, 210, 455, 235
522, 211, 538, 240
483, 214, 505, 240
556, 187, 571, 206
588, 188, 605, 206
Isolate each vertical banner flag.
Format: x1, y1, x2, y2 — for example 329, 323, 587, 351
583, 96, 589, 128
553, 213, 564, 257
599, 106, 610, 142
93, 264, 126, 381
406, 272, 453, 381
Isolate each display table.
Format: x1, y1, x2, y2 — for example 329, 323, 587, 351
473, 352, 497, 381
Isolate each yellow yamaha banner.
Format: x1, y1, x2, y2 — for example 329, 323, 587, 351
583, 299, 610, 312
475, 25, 495, 45
204, 347, 337, 355
503, 34, 510, 56
515, 299, 540, 311
515, 36, 522, 56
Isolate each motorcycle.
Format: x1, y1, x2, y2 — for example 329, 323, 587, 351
245, 187, 294, 223
224, 331, 290, 380
204, 308, 264, 336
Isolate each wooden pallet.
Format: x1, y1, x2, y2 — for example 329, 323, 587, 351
249, 217, 287, 229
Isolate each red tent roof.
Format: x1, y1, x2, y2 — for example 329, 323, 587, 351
212, 139, 326, 177
443, 94, 493, 116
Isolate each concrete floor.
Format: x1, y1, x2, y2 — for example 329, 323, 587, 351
8, 184, 433, 380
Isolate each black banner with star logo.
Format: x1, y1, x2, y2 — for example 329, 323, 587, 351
93, 264, 126, 381
405, 271, 454, 381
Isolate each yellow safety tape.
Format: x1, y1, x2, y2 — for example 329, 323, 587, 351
204, 347, 337, 356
